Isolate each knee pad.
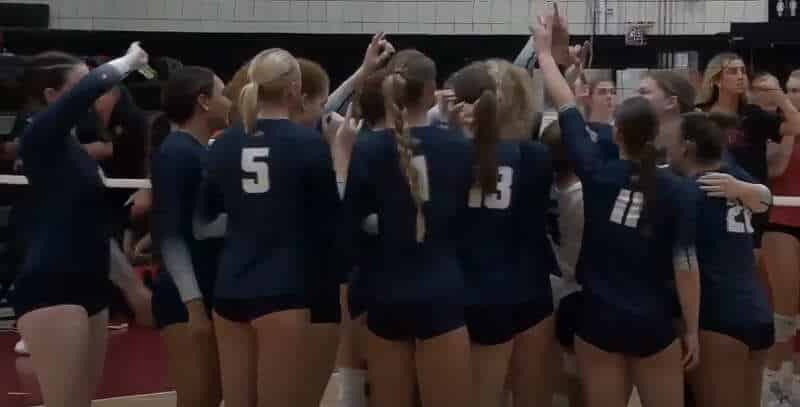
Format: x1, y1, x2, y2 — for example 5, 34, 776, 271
775, 313, 797, 343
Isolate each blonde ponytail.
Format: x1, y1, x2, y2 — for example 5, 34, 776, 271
239, 82, 259, 133
385, 72, 426, 242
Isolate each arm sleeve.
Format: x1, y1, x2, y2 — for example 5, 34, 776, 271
153, 148, 202, 302
558, 106, 606, 181
20, 64, 123, 157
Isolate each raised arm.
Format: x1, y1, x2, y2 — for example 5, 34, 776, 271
21, 43, 148, 155
533, 15, 605, 180
325, 33, 394, 114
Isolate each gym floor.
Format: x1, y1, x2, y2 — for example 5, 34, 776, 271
0, 326, 642, 407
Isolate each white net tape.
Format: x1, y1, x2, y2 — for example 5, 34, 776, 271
0, 173, 797, 207
0, 174, 150, 189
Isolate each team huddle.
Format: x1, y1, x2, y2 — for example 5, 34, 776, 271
6, 5, 800, 407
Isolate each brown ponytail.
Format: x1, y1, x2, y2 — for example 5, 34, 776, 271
473, 89, 499, 194
450, 62, 502, 195
615, 96, 660, 236
634, 140, 658, 236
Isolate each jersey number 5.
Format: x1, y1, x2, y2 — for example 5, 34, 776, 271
468, 167, 514, 209
242, 147, 270, 194
610, 189, 643, 227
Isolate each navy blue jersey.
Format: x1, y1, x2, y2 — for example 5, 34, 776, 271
206, 119, 340, 300
586, 122, 619, 160
692, 165, 771, 327
346, 128, 384, 302
151, 131, 222, 302
18, 64, 123, 277
342, 126, 473, 304
559, 107, 698, 317
460, 140, 555, 305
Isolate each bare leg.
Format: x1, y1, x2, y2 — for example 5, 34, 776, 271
162, 321, 223, 407
367, 330, 416, 407
17, 305, 96, 407
630, 340, 684, 407
510, 316, 558, 407
574, 336, 628, 407
213, 311, 257, 407
416, 326, 472, 407
253, 309, 310, 407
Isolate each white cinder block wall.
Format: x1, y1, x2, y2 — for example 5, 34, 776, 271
0, 0, 768, 34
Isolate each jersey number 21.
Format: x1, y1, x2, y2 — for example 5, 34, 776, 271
242, 147, 270, 193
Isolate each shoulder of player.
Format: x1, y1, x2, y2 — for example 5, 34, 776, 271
655, 169, 703, 204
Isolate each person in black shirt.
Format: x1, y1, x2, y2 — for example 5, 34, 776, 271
12, 42, 148, 407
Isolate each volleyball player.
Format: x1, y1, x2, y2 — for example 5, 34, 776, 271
660, 112, 773, 407
340, 50, 473, 407
762, 70, 800, 405
535, 14, 700, 407
151, 66, 231, 407
696, 53, 800, 404
448, 60, 557, 407
330, 68, 391, 407
10, 42, 148, 407
204, 48, 340, 407
289, 57, 344, 407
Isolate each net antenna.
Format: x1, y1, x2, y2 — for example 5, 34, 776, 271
625, 21, 655, 47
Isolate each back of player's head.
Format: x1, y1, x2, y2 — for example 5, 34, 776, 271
355, 68, 388, 128
162, 66, 216, 125
382, 49, 436, 242
485, 59, 538, 138
615, 96, 659, 158
240, 48, 301, 132
298, 58, 329, 99
450, 61, 499, 195
683, 111, 727, 164
383, 50, 436, 112
615, 96, 660, 234
23, 51, 86, 110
